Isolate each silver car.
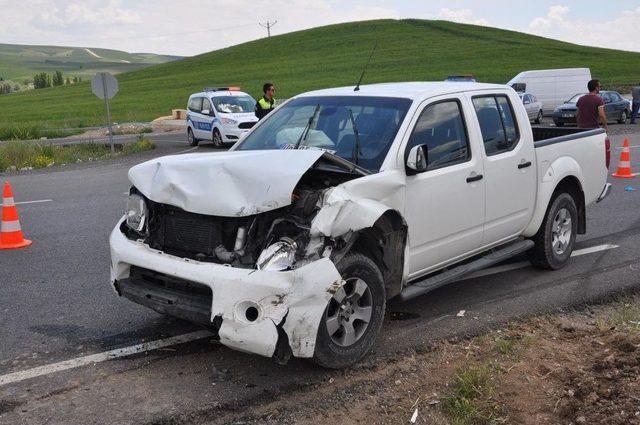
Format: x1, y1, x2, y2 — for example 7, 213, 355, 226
519, 93, 543, 124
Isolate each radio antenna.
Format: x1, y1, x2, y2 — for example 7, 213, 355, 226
354, 42, 378, 92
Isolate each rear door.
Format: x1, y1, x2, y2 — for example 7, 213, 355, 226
200, 97, 215, 140
187, 97, 206, 138
404, 95, 485, 277
470, 92, 536, 246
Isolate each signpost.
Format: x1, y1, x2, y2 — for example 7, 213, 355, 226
91, 72, 118, 153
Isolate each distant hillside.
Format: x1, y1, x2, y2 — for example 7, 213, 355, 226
0, 43, 181, 81
1, 19, 640, 130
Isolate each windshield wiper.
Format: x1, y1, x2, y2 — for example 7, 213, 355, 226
294, 104, 321, 149
347, 108, 362, 166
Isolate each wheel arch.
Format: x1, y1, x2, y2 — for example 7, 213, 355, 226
525, 172, 586, 237
350, 210, 408, 299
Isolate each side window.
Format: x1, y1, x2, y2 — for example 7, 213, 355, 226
188, 97, 202, 113
531, 95, 537, 103
472, 95, 520, 156
202, 98, 212, 114
613, 93, 622, 102
511, 83, 526, 93
406, 100, 470, 171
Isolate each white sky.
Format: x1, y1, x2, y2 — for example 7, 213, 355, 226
1, 0, 639, 56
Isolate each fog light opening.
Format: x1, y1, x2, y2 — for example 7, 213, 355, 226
245, 306, 259, 322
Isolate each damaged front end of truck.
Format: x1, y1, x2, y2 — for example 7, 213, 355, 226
109, 149, 408, 366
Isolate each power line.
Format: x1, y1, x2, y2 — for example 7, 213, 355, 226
259, 20, 277, 37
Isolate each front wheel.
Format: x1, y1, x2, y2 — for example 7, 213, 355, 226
535, 110, 543, 124
529, 192, 578, 270
187, 128, 199, 147
313, 253, 386, 369
212, 128, 223, 148
618, 110, 628, 124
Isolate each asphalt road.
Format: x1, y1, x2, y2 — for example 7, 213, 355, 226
1, 132, 640, 424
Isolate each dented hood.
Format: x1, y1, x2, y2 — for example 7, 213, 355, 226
128, 149, 324, 217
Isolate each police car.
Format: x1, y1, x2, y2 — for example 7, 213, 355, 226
186, 87, 258, 147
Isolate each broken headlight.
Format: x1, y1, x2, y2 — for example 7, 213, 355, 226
256, 238, 297, 271
125, 193, 148, 233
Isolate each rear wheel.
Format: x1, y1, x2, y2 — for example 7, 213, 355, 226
212, 128, 223, 148
529, 192, 577, 270
618, 110, 628, 124
535, 110, 543, 124
313, 253, 385, 369
187, 128, 198, 147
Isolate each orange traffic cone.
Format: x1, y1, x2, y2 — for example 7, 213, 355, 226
0, 181, 32, 250
612, 138, 638, 178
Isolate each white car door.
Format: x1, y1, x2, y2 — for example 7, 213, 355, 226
470, 93, 536, 246
199, 98, 215, 141
404, 96, 485, 278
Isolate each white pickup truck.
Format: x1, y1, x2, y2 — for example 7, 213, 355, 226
110, 82, 611, 368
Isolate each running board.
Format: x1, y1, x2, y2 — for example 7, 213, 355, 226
398, 239, 535, 302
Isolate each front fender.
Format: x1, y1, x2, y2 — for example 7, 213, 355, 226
523, 156, 585, 237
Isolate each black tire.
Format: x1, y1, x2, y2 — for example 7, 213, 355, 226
313, 252, 386, 369
554, 121, 564, 127
529, 192, 578, 270
535, 110, 543, 124
187, 128, 199, 147
618, 110, 628, 124
212, 128, 223, 148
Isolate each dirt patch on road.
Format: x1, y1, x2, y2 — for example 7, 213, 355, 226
209, 298, 640, 425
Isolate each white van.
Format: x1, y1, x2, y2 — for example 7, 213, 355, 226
186, 87, 258, 147
507, 68, 591, 115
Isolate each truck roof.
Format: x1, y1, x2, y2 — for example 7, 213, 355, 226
297, 82, 510, 101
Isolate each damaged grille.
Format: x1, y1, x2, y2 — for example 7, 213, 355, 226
146, 202, 239, 261
162, 207, 217, 255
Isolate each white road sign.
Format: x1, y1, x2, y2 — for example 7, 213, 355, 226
91, 72, 118, 100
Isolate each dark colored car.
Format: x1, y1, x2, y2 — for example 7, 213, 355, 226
552, 91, 629, 126
444, 75, 476, 82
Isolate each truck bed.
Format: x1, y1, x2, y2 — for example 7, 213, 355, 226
532, 126, 605, 146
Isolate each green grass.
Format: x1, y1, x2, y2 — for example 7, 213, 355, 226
1, 19, 640, 130
442, 364, 504, 425
596, 298, 640, 331
0, 43, 180, 81
0, 126, 83, 141
0, 137, 155, 172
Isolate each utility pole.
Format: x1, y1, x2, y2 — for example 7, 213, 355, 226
259, 20, 277, 37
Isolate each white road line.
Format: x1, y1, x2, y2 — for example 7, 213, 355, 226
174, 146, 199, 155
0, 199, 52, 206
461, 243, 619, 281
0, 330, 212, 387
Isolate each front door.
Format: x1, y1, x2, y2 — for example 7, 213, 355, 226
470, 93, 536, 245
404, 97, 485, 278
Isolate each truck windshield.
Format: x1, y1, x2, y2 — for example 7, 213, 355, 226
235, 96, 412, 172
212, 95, 256, 113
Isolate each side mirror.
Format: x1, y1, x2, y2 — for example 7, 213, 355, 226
201, 109, 211, 115
406, 145, 428, 173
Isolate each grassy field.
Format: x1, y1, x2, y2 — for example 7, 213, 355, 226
0, 136, 155, 172
0, 43, 180, 81
1, 19, 640, 130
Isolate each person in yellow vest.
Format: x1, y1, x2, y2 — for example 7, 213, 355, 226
255, 83, 275, 120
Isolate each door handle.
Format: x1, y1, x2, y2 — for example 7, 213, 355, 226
466, 173, 483, 183
518, 161, 532, 169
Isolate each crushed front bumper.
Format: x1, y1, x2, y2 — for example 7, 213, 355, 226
109, 218, 342, 360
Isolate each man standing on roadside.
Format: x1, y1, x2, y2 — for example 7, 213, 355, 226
577, 79, 609, 132
630, 83, 640, 124
255, 83, 276, 120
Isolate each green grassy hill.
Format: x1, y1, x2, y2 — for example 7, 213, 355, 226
2, 19, 640, 130
0, 43, 180, 81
